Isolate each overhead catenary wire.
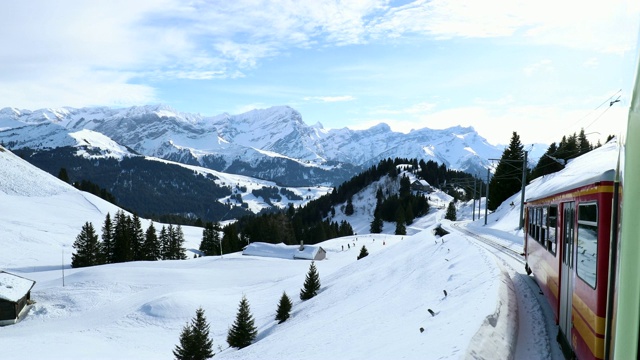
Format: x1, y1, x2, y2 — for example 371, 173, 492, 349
562, 89, 622, 133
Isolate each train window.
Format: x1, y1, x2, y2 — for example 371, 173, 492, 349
548, 205, 557, 255
541, 207, 548, 244
535, 208, 541, 242
577, 203, 598, 288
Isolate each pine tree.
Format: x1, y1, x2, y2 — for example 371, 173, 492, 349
300, 261, 321, 300
101, 213, 114, 264
370, 196, 383, 233
160, 225, 170, 260
395, 207, 406, 235
445, 201, 457, 221
112, 210, 132, 263
58, 168, 70, 183
344, 196, 354, 216
199, 222, 219, 256
488, 132, 526, 211
221, 223, 240, 254
531, 142, 564, 180
357, 245, 369, 260
275, 292, 293, 324
71, 222, 102, 268
131, 214, 145, 261
142, 222, 160, 260
175, 225, 187, 260
173, 307, 215, 360
227, 296, 258, 349
577, 128, 592, 155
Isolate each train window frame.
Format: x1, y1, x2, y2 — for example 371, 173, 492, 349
541, 207, 548, 245
547, 205, 557, 256
576, 202, 598, 289
535, 207, 542, 242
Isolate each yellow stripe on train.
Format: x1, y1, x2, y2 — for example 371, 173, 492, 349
572, 293, 606, 359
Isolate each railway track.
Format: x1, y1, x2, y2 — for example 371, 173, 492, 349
450, 223, 525, 264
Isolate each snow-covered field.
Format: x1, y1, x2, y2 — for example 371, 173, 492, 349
4, 138, 618, 359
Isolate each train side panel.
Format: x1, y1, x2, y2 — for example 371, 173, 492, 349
526, 182, 614, 360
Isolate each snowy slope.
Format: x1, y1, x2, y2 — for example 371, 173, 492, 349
0, 146, 201, 269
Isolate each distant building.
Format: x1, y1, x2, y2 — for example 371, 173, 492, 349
294, 243, 327, 261
0, 271, 36, 326
411, 179, 434, 193
242, 242, 326, 261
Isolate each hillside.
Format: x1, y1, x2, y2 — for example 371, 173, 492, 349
4, 128, 332, 223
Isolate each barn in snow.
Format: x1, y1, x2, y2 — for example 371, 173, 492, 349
242, 242, 326, 261
294, 244, 327, 261
411, 179, 434, 193
0, 271, 36, 326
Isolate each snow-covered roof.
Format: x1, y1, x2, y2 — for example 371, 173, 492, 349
0, 271, 35, 303
525, 139, 619, 202
242, 242, 325, 260
242, 242, 295, 259
293, 245, 325, 260
412, 179, 430, 186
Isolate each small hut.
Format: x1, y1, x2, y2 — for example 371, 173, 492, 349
0, 271, 36, 326
411, 179, 434, 193
294, 242, 327, 261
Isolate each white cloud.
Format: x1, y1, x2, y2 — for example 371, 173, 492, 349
304, 95, 356, 102
1, 0, 637, 110
523, 59, 554, 77
583, 58, 600, 68
370, 0, 640, 53
370, 102, 436, 115
0, 70, 157, 109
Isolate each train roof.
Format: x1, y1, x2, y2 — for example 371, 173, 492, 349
525, 139, 619, 203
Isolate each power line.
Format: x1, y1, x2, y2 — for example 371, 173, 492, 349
563, 89, 622, 133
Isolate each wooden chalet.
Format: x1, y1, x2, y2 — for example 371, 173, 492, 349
0, 271, 36, 326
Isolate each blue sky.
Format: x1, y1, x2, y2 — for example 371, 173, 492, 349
1, 1, 639, 145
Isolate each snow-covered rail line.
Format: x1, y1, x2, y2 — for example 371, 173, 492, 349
450, 223, 525, 264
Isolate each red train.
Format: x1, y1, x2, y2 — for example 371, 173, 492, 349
524, 153, 618, 360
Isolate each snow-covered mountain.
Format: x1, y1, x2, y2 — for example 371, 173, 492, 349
0, 104, 512, 185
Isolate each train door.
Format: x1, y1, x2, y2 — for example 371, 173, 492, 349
559, 201, 575, 349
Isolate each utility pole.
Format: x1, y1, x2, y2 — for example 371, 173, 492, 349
485, 168, 490, 225
472, 177, 477, 221
477, 182, 481, 220
62, 248, 65, 287
519, 151, 528, 229
488, 151, 528, 229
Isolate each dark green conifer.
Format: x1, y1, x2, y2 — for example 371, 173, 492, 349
300, 261, 321, 300
227, 296, 258, 349
445, 201, 457, 221
57, 168, 70, 183
173, 307, 215, 360
395, 207, 406, 235
101, 213, 114, 264
275, 292, 293, 324
344, 196, 354, 216
142, 222, 160, 260
71, 222, 101, 268
357, 245, 369, 260
199, 222, 219, 256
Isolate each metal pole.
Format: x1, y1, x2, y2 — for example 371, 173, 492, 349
472, 177, 476, 221
62, 248, 65, 287
477, 183, 481, 220
485, 168, 490, 225
519, 151, 527, 229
